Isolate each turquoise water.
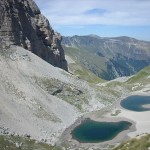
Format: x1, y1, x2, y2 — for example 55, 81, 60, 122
71, 119, 132, 143
121, 95, 150, 112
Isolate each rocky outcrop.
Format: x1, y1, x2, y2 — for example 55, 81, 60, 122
0, 0, 68, 71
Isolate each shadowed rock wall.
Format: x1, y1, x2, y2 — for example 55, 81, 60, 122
0, 0, 68, 71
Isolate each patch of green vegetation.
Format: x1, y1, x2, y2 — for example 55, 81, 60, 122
34, 76, 90, 111
94, 85, 121, 106
63, 46, 105, 84
104, 81, 125, 97
68, 62, 105, 84
63, 45, 107, 80
0, 135, 60, 150
106, 81, 123, 87
114, 134, 150, 150
127, 70, 150, 84
107, 89, 121, 98
125, 66, 150, 91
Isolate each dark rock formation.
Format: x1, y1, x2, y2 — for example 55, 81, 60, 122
0, 0, 68, 71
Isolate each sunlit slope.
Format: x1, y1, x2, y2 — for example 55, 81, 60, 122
63, 35, 150, 80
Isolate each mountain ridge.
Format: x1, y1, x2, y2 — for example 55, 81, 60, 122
62, 35, 150, 80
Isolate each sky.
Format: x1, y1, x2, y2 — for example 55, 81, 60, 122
34, 0, 150, 41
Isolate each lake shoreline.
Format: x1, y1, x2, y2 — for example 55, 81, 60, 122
57, 116, 136, 149
57, 91, 150, 149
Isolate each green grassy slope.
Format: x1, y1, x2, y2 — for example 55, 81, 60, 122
125, 66, 150, 92
126, 66, 150, 84
63, 36, 150, 80
63, 45, 108, 80
0, 135, 60, 150
114, 134, 150, 150
68, 63, 105, 84
64, 46, 105, 84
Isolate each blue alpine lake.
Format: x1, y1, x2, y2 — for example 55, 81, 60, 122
120, 95, 150, 112
71, 119, 132, 143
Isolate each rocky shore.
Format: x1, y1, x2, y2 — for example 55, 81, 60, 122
57, 91, 150, 149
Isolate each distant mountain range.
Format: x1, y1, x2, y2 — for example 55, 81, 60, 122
62, 35, 150, 80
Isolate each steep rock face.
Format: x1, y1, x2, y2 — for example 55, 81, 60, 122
0, 0, 68, 71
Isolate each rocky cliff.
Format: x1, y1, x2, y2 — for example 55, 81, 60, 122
0, 0, 68, 71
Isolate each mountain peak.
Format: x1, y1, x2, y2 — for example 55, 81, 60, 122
88, 34, 101, 39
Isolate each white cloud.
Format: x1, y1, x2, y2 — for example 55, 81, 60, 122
34, 0, 150, 26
